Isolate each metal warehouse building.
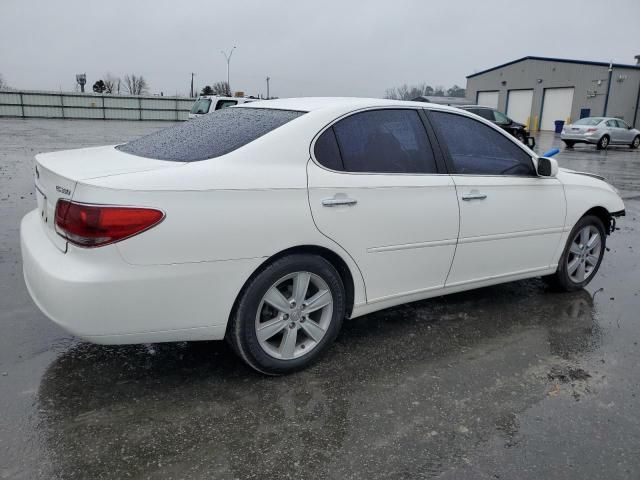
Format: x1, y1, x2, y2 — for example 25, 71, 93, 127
465, 56, 640, 130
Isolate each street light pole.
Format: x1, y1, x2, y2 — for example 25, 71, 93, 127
266, 76, 270, 99
221, 46, 236, 95
190, 72, 195, 98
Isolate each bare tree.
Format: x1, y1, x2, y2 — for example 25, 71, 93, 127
123, 74, 149, 95
0, 74, 6, 90
103, 73, 120, 94
211, 81, 231, 96
446, 84, 466, 98
384, 83, 441, 100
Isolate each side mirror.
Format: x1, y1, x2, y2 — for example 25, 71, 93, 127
537, 157, 558, 177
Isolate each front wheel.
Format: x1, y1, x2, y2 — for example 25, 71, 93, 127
543, 215, 606, 292
596, 135, 609, 150
227, 254, 345, 375
630, 135, 640, 149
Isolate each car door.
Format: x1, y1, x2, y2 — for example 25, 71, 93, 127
604, 119, 619, 142
426, 109, 566, 287
307, 108, 460, 303
615, 119, 633, 143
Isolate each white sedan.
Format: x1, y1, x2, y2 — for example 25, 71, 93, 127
21, 98, 625, 374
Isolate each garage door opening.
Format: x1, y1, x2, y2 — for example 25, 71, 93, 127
540, 87, 574, 131
477, 91, 499, 109
506, 89, 533, 127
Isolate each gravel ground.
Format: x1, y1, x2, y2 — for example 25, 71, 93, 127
1, 118, 639, 479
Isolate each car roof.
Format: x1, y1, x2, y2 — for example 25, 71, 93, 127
236, 96, 465, 114
458, 105, 492, 109
198, 96, 253, 101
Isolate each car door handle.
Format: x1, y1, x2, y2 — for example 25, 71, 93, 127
461, 192, 487, 201
322, 195, 358, 207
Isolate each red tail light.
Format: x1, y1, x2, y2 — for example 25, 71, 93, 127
586, 128, 598, 133
55, 200, 164, 247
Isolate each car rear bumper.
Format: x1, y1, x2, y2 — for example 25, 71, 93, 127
20, 209, 262, 344
560, 132, 599, 143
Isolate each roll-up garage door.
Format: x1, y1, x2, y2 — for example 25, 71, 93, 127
540, 87, 574, 131
477, 91, 499, 109
506, 89, 533, 126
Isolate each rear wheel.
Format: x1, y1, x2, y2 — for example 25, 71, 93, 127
543, 215, 606, 292
563, 140, 575, 148
631, 135, 640, 149
596, 135, 609, 150
228, 254, 345, 375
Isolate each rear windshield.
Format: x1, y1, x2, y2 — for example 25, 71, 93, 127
117, 107, 305, 162
574, 117, 603, 126
190, 98, 211, 114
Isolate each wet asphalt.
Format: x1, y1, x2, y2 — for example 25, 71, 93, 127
0, 118, 639, 479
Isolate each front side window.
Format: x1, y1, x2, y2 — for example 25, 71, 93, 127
320, 109, 437, 174
616, 119, 629, 129
493, 110, 511, 125
429, 111, 535, 176
190, 98, 212, 114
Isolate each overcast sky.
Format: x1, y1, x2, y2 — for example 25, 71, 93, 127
1, 0, 639, 98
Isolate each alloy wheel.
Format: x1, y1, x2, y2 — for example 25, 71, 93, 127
255, 271, 333, 360
566, 225, 602, 283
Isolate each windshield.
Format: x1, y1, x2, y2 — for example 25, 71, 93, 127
573, 117, 603, 126
117, 107, 305, 162
190, 98, 212, 114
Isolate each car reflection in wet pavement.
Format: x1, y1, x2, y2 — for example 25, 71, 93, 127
1, 120, 639, 479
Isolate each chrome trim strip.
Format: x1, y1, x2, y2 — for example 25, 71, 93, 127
458, 227, 564, 245
368, 238, 457, 253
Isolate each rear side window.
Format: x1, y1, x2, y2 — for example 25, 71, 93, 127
117, 107, 304, 162
429, 111, 535, 176
190, 98, 211, 114
215, 100, 237, 110
475, 109, 495, 121
321, 109, 437, 173
314, 128, 343, 171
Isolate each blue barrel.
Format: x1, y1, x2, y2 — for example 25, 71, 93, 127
554, 120, 565, 134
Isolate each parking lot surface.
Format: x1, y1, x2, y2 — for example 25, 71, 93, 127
1, 118, 639, 479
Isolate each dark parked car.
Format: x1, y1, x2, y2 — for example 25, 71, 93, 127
457, 105, 535, 147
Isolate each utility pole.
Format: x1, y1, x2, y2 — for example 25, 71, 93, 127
266, 76, 270, 99
603, 61, 613, 116
190, 72, 195, 98
221, 46, 236, 95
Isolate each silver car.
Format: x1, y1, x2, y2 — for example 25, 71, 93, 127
561, 117, 640, 150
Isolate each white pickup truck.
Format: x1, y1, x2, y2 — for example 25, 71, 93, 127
188, 96, 256, 119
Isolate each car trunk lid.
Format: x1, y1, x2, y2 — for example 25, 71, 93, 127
34, 145, 180, 252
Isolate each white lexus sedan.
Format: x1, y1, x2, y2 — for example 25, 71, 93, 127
21, 98, 625, 374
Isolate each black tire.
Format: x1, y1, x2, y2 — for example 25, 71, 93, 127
630, 135, 640, 149
596, 135, 610, 150
227, 254, 345, 375
543, 215, 606, 292
563, 140, 575, 148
